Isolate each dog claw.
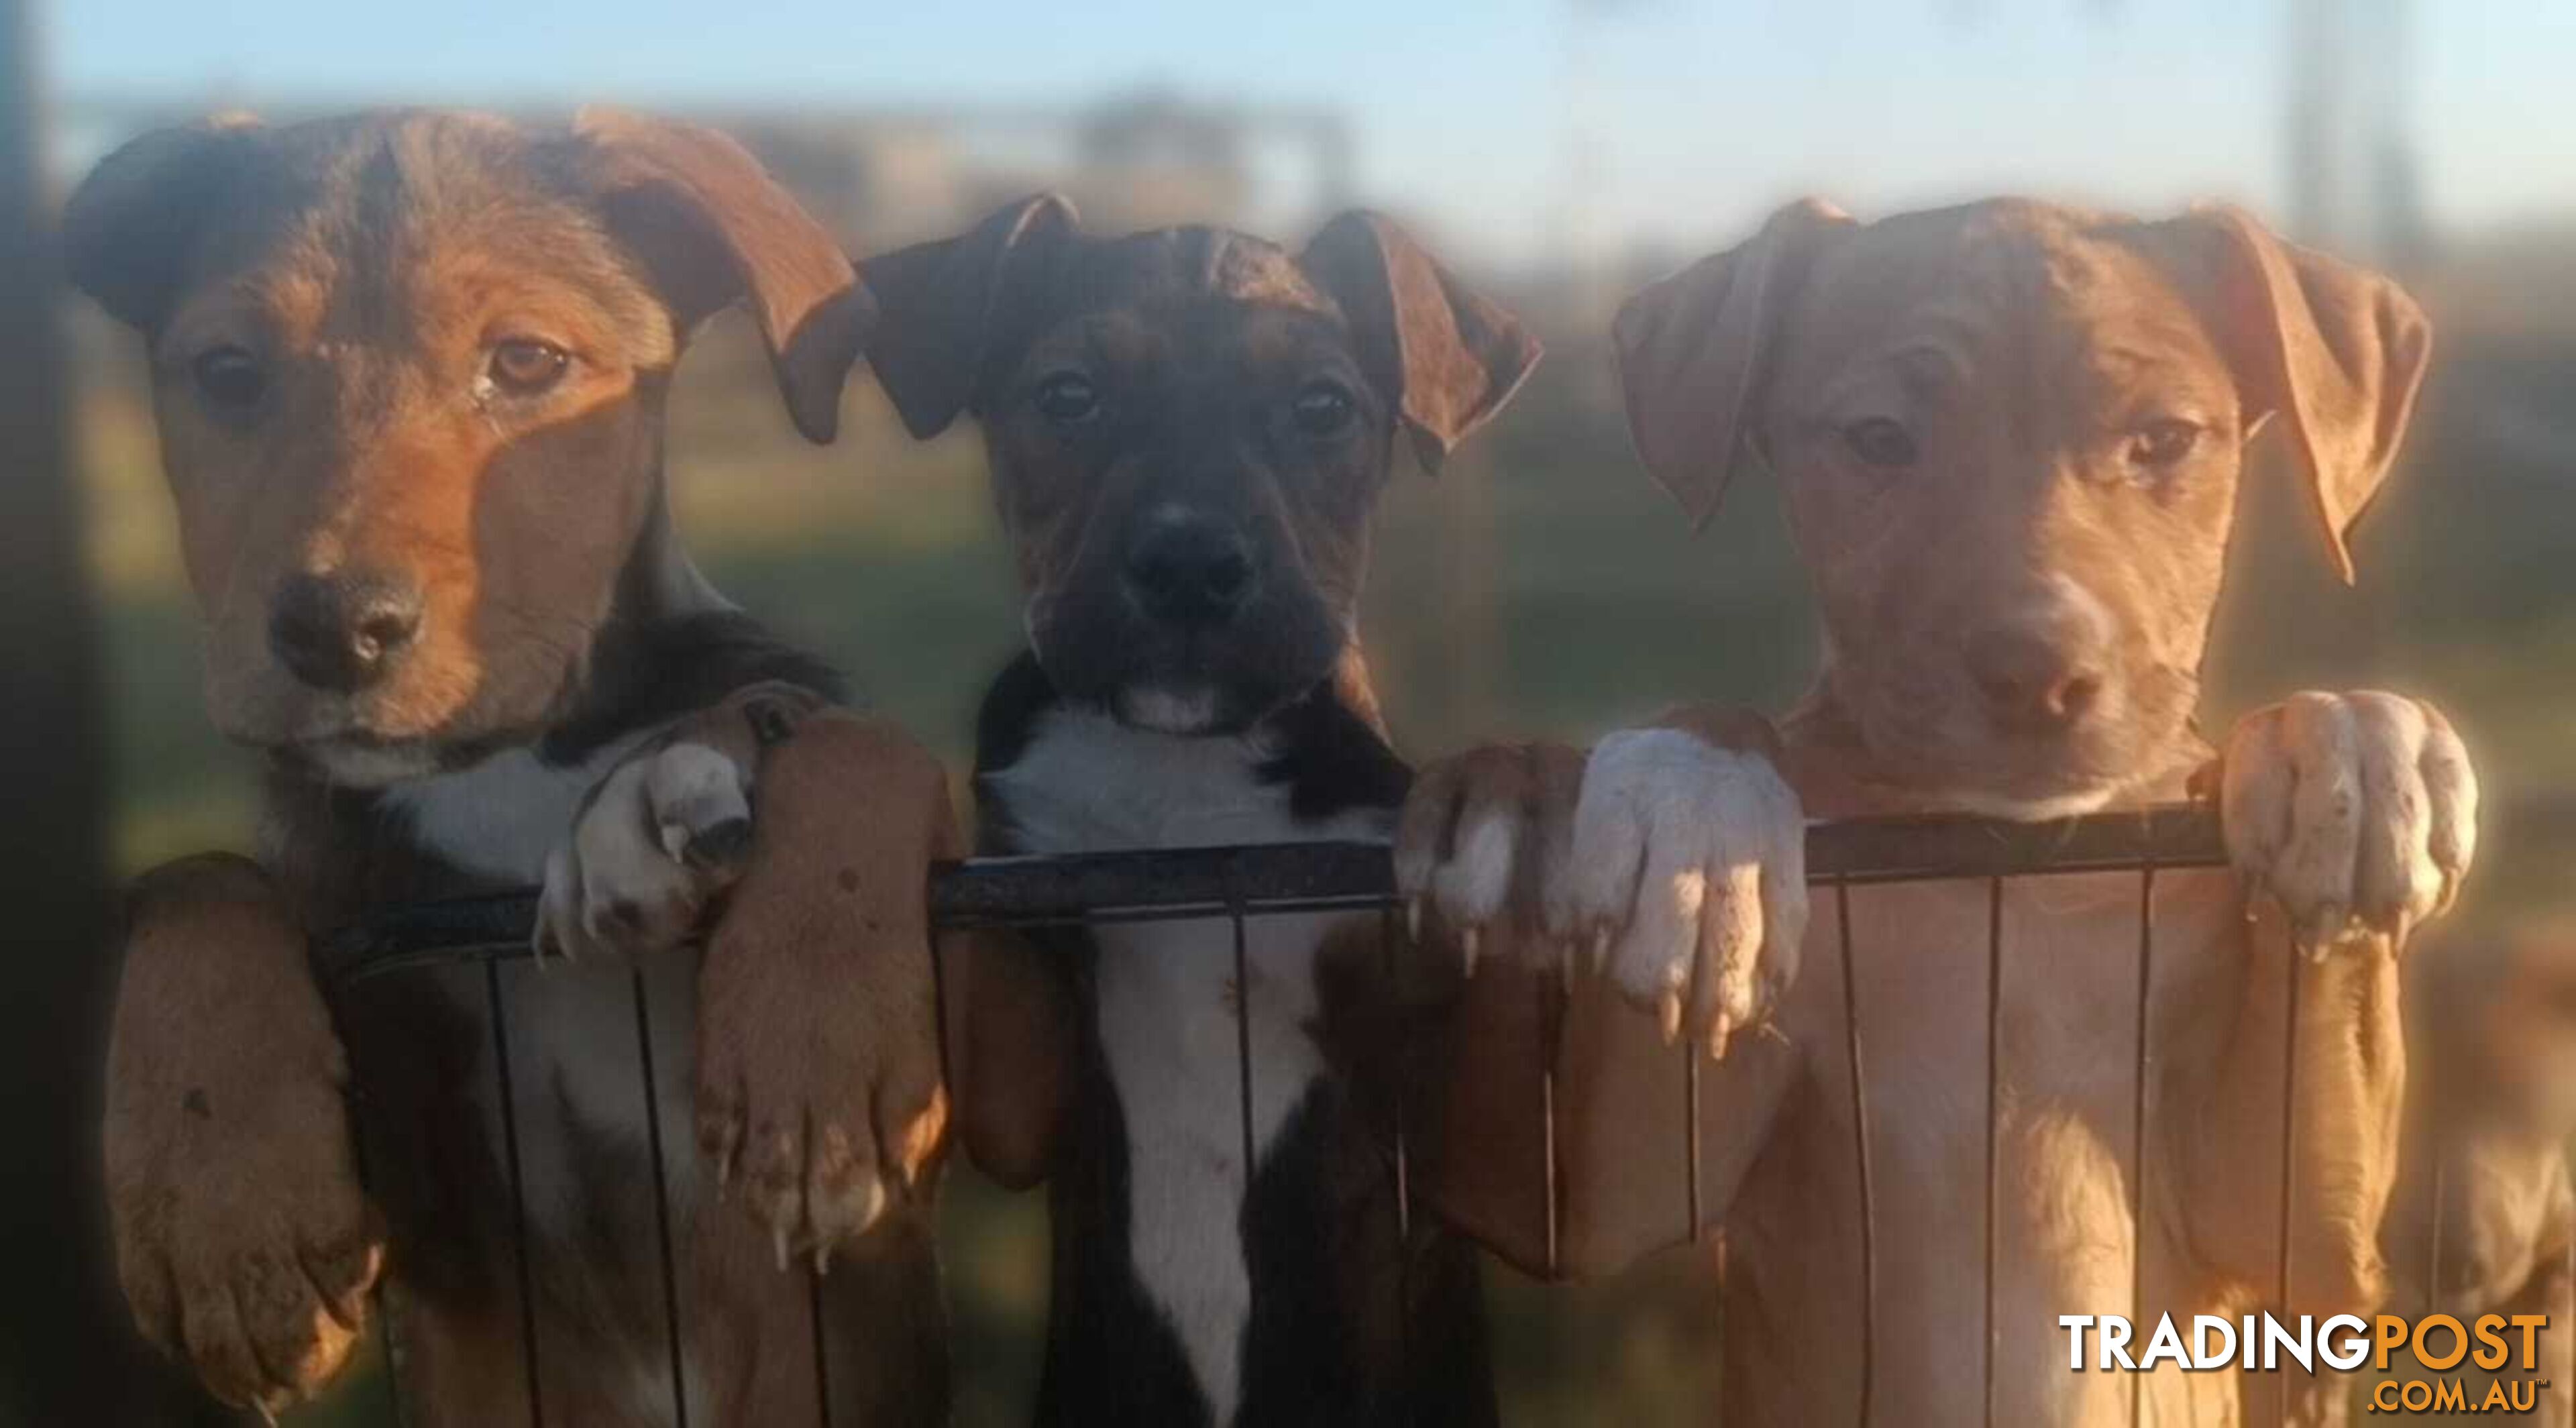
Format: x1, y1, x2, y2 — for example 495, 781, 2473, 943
1709, 1013, 1734, 1062
1590, 927, 1613, 975
1405, 898, 1423, 944
1460, 927, 1481, 977
813, 1242, 833, 1278
1658, 989, 1684, 1046
773, 1225, 793, 1274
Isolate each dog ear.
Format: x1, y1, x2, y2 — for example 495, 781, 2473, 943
63, 117, 264, 333
1611, 198, 1852, 531
570, 108, 873, 445
861, 194, 1080, 440
2167, 206, 2431, 584
1299, 211, 1541, 475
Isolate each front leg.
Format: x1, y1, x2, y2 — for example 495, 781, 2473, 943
1395, 707, 1808, 1276
105, 855, 384, 1415
692, 710, 962, 1268
2188, 692, 2477, 1313
540, 685, 960, 1268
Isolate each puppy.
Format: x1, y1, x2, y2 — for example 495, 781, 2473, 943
74, 110, 955, 1423
2379, 924, 2576, 1423
1401, 199, 2475, 1425
863, 196, 1538, 1425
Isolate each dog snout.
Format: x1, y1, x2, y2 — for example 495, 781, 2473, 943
268, 570, 425, 694
1966, 622, 2104, 733
1124, 517, 1256, 626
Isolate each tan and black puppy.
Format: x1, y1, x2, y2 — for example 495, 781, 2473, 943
1401, 199, 2477, 1425
73, 109, 954, 1423
865, 197, 1537, 1425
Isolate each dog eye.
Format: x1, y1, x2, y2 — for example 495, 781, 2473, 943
1291, 380, 1356, 437
1843, 417, 1918, 468
2128, 419, 2202, 470
488, 339, 572, 395
1033, 372, 1099, 425
191, 346, 268, 410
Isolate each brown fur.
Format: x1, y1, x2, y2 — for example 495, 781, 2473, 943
74, 109, 953, 1423
1406, 199, 2460, 1425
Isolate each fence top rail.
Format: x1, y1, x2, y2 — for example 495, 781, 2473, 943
313, 804, 2226, 989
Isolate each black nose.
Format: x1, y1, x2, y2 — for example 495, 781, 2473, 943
1966, 624, 2103, 733
268, 571, 424, 693
1125, 518, 1255, 625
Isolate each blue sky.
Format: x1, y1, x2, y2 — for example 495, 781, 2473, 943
45, 0, 2576, 266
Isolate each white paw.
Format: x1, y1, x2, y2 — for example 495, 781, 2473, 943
2220, 691, 2476, 954
536, 740, 753, 962
1560, 729, 1808, 1056
1394, 743, 1584, 973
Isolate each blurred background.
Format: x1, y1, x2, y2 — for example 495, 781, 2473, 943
5, 0, 2573, 1421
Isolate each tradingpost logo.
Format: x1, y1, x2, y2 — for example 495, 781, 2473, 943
2060, 1313, 2553, 1415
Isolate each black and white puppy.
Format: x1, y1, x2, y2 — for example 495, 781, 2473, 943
866, 197, 1539, 1425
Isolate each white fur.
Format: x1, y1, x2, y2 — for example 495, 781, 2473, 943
983, 706, 1390, 1423
1564, 728, 1809, 1020
2220, 690, 2477, 947
385, 735, 645, 887
1430, 807, 1519, 930
382, 733, 700, 1337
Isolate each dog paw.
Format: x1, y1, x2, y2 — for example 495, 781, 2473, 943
535, 682, 828, 963
1395, 742, 1587, 973
1562, 729, 1809, 1056
107, 857, 385, 1413
692, 712, 956, 1271
2216, 690, 2477, 955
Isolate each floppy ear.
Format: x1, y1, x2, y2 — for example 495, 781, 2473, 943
2171, 205, 2431, 584
1611, 198, 1852, 530
860, 194, 1080, 440
62, 117, 264, 332
570, 108, 873, 445
1298, 211, 1541, 474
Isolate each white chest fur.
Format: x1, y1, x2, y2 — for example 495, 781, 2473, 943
381, 736, 700, 1242
983, 708, 1391, 1423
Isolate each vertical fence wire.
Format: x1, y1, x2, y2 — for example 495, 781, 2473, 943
806, 1267, 836, 1425
325, 811, 2250, 1427
1685, 1048, 1705, 1246
2424, 1156, 2445, 1316
2127, 861, 2155, 1428
1230, 893, 1258, 1191
631, 968, 692, 1428
1836, 878, 1876, 1428
1379, 903, 1413, 1428
485, 958, 544, 1428
1982, 875, 2004, 1428
347, 1095, 413, 1428
2274, 945, 2305, 1420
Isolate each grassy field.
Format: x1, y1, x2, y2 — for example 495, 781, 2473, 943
74, 296, 2576, 1424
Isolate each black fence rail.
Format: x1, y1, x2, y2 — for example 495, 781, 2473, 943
313, 804, 2540, 1427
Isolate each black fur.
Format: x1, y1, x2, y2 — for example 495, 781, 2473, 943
975, 655, 1496, 1427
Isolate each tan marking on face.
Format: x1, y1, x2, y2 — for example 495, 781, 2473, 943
1764, 205, 2251, 806
146, 114, 680, 757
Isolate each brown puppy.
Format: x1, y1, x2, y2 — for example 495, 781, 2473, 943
865, 197, 1538, 1424
2380, 926, 2576, 1423
74, 110, 953, 1423
1400, 199, 2476, 1424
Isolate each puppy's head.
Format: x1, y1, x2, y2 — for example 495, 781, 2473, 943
1615, 199, 2430, 814
68, 109, 869, 785
865, 199, 1538, 734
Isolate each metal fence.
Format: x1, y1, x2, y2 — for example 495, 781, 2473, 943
315, 804, 2542, 1427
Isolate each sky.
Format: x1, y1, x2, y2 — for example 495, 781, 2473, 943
42, 0, 2576, 268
